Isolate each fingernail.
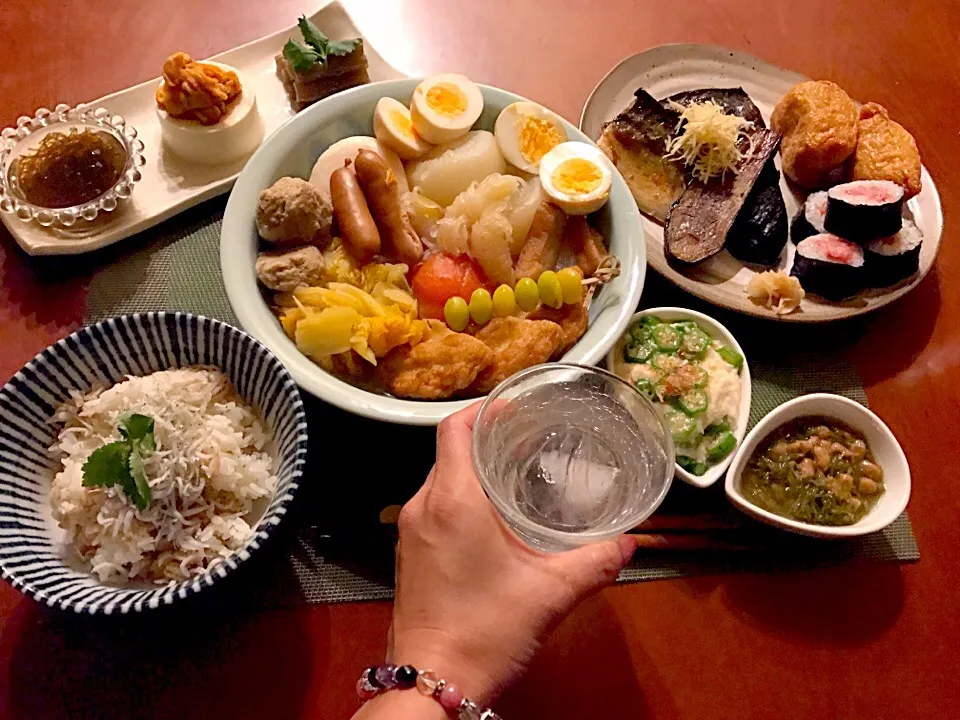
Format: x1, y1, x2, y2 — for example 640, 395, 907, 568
617, 534, 638, 564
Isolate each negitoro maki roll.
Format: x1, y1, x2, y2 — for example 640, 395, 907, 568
824, 180, 904, 242
790, 191, 827, 244
865, 218, 924, 287
790, 233, 865, 300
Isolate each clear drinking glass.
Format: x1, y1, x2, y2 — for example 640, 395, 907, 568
472, 363, 675, 551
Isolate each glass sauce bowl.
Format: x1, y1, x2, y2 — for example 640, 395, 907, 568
0, 103, 145, 227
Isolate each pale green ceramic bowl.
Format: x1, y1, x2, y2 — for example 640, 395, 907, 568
221, 79, 646, 425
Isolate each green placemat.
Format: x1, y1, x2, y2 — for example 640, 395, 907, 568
83, 200, 918, 604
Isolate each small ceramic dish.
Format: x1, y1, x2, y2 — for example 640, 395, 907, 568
0, 104, 145, 227
605, 307, 751, 489
724, 393, 910, 538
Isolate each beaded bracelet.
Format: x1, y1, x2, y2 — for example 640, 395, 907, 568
357, 663, 502, 720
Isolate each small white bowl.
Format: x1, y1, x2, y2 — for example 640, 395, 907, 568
724, 393, 910, 538
605, 307, 751, 489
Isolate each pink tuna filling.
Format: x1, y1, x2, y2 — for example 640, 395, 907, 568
813, 234, 861, 263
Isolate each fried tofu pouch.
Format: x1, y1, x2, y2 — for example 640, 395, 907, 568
468, 317, 563, 395
377, 320, 493, 400
528, 301, 588, 359
850, 102, 922, 199
771, 80, 859, 189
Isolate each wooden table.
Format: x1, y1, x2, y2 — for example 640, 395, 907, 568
1, 1, 958, 718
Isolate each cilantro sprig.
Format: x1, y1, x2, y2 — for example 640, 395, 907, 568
282, 15, 361, 72
82, 413, 156, 511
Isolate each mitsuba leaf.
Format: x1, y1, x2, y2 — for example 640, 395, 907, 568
327, 38, 361, 57
128, 445, 152, 512
283, 39, 321, 72
297, 15, 330, 55
82, 442, 132, 488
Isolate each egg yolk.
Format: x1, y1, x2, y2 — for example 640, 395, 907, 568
391, 109, 416, 139
425, 83, 468, 118
518, 116, 563, 164
551, 158, 603, 195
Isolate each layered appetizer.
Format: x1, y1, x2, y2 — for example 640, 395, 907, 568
252, 74, 619, 400
155, 51, 264, 165
598, 78, 924, 313
277, 16, 369, 111
740, 416, 885, 526
611, 315, 743, 475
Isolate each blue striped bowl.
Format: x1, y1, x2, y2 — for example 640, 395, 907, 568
0, 313, 308, 614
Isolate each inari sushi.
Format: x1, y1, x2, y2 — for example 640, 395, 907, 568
791, 233, 865, 300
790, 191, 828, 245
865, 218, 923, 287
824, 180, 904, 242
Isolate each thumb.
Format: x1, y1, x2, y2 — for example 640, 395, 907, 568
548, 535, 637, 603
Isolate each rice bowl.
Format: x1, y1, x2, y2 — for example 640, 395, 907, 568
0, 313, 308, 614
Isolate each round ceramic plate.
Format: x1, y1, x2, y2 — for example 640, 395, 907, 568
580, 44, 943, 322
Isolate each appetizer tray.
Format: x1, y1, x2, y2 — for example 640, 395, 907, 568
1, 1, 402, 256
580, 44, 943, 322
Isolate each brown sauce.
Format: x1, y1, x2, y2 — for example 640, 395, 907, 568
16, 129, 126, 209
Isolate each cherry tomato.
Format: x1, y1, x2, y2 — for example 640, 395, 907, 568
412, 253, 487, 319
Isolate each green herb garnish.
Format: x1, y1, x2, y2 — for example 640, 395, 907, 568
82, 413, 156, 511
283, 15, 360, 72
283, 39, 321, 72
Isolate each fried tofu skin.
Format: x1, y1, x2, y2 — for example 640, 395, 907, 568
515, 202, 566, 281
562, 215, 607, 277
850, 102, 922, 199
468, 317, 562, 394
377, 320, 493, 400
771, 80, 859, 189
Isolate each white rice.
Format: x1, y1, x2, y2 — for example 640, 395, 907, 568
49, 368, 276, 585
805, 191, 828, 232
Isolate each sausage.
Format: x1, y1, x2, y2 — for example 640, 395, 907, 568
353, 149, 423, 266
330, 162, 380, 264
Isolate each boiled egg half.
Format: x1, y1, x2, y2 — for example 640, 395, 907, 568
309, 136, 408, 198
410, 74, 483, 145
373, 97, 432, 160
539, 141, 612, 215
494, 101, 567, 174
